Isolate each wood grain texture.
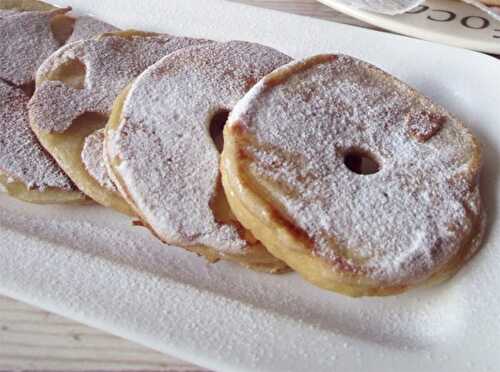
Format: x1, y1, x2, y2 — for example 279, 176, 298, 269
0, 1, 366, 370
0, 296, 205, 370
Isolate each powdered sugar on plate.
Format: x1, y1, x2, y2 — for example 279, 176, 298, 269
0, 188, 495, 371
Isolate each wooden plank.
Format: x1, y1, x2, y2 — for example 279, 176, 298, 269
0, 295, 199, 370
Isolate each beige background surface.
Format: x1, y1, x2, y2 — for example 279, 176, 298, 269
0, 0, 489, 370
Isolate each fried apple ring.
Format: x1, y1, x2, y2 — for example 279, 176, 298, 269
222, 54, 485, 295
105, 41, 291, 272
29, 31, 207, 214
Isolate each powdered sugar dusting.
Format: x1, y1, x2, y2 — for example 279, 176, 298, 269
0, 79, 74, 191
108, 41, 291, 253
1, 194, 477, 369
0, 10, 21, 17
67, 15, 119, 44
0, 8, 69, 85
82, 129, 117, 192
30, 34, 208, 134
407, 110, 446, 143
230, 55, 482, 284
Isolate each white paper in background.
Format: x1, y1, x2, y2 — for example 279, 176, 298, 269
463, 1, 500, 19
340, 0, 500, 20
337, 0, 424, 14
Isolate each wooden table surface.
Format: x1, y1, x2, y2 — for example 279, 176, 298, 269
0, 1, 490, 370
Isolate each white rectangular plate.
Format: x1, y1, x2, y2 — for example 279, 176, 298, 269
1, 1, 500, 371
